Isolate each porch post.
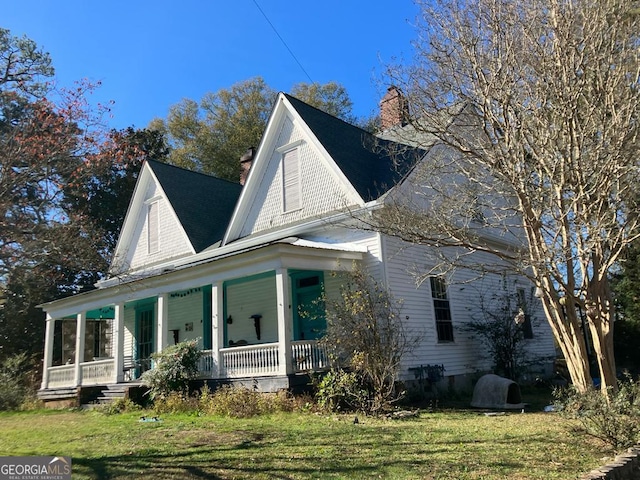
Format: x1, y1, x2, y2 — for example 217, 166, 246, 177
275, 269, 293, 375
113, 303, 125, 383
212, 281, 224, 378
157, 293, 169, 352
74, 311, 86, 386
40, 314, 55, 390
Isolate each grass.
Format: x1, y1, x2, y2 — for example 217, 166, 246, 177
0, 402, 610, 479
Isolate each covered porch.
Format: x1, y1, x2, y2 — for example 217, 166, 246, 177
40, 240, 364, 393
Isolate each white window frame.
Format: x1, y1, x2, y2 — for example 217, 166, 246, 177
147, 201, 159, 254
278, 141, 303, 213
430, 276, 455, 343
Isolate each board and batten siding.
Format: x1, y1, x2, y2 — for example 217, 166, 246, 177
381, 236, 556, 380
239, 116, 357, 238
128, 182, 192, 271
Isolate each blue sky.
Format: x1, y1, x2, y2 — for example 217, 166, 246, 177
4, 1, 419, 130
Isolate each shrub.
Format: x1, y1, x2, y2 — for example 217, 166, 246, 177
554, 374, 640, 450
153, 392, 199, 414
198, 385, 297, 418
319, 268, 420, 415
314, 369, 369, 413
0, 353, 33, 411
97, 397, 141, 415
461, 285, 545, 381
141, 339, 202, 401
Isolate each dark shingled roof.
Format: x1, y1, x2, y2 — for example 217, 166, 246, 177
284, 94, 423, 202
147, 160, 243, 252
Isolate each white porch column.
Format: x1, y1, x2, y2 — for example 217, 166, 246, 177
275, 269, 293, 375
212, 281, 224, 378
112, 303, 125, 383
74, 311, 86, 386
40, 314, 55, 390
157, 293, 169, 352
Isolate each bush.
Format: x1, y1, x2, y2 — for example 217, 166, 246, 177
319, 268, 420, 415
97, 397, 141, 415
198, 385, 297, 418
314, 369, 370, 413
141, 339, 202, 401
0, 353, 33, 411
554, 375, 640, 450
153, 392, 199, 414
461, 285, 544, 381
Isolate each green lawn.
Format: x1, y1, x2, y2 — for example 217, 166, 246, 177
0, 406, 609, 479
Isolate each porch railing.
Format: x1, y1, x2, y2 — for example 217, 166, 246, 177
197, 341, 330, 379
198, 349, 216, 378
291, 340, 329, 373
81, 359, 115, 385
46, 364, 76, 388
220, 343, 280, 378
44, 341, 331, 388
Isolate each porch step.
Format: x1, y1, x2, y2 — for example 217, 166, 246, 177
37, 387, 78, 401
82, 383, 146, 406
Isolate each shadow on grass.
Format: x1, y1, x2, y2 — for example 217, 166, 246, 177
71, 443, 385, 480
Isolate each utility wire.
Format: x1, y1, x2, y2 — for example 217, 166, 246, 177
252, 0, 314, 84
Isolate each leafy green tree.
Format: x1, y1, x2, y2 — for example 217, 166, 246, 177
0, 29, 163, 360
0, 27, 53, 97
611, 243, 640, 373
289, 81, 354, 123
150, 77, 356, 181
64, 127, 169, 256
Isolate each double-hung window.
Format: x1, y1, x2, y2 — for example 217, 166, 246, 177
430, 276, 454, 342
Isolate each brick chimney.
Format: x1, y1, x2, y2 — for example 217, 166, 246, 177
380, 86, 409, 130
239, 147, 255, 185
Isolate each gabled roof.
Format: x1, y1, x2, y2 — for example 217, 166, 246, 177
284, 94, 424, 202
148, 160, 243, 252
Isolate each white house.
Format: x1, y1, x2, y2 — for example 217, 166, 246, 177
37, 91, 556, 405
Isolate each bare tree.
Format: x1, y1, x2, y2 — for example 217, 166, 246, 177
372, 0, 640, 393
320, 268, 420, 414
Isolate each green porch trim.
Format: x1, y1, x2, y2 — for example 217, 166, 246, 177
202, 284, 212, 350
289, 270, 325, 341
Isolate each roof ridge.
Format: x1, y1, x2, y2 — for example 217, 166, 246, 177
146, 159, 242, 186
283, 92, 372, 134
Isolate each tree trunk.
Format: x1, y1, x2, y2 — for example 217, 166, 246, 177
586, 278, 617, 395
538, 290, 592, 393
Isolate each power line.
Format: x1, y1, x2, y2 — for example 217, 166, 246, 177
252, 0, 314, 84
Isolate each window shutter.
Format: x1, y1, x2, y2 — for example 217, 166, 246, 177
148, 202, 159, 253
282, 149, 301, 212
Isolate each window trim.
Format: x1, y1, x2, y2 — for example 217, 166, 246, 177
516, 287, 534, 339
278, 141, 304, 213
147, 201, 159, 254
430, 276, 455, 343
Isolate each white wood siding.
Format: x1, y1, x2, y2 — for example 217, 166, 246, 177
381, 236, 556, 380
168, 290, 204, 347
128, 182, 192, 270
225, 275, 279, 345
239, 116, 359, 237
123, 306, 135, 359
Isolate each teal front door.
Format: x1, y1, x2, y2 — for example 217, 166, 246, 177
136, 305, 155, 375
291, 271, 325, 340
